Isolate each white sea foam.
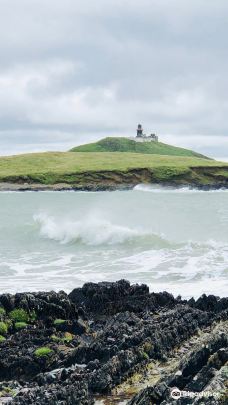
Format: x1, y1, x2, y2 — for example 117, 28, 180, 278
134, 184, 228, 193
117, 239, 228, 275
33, 212, 149, 246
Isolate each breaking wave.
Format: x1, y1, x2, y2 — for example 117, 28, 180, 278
33, 213, 167, 246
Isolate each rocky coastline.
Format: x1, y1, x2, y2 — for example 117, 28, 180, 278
0, 280, 227, 404
0, 164, 228, 192
0, 182, 228, 192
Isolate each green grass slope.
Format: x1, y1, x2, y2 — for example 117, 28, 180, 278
70, 137, 210, 159
0, 152, 226, 187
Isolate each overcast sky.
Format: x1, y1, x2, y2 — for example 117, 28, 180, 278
0, 0, 228, 157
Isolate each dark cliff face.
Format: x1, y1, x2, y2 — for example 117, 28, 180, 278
0, 280, 227, 404
1, 165, 228, 191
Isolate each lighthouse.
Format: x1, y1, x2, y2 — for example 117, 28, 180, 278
136, 124, 143, 138
129, 124, 158, 142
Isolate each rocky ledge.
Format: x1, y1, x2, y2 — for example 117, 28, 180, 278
0, 280, 227, 404
1, 165, 228, 192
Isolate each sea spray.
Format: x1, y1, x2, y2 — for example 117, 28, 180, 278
33, 212, 148, 245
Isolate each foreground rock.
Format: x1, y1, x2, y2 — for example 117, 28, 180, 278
0, 280, 227, 404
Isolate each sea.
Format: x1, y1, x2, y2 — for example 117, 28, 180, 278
0, 185, 227, 299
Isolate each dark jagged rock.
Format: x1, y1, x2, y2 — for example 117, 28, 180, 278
11, 380, 94, 405
9, 291, 78, 320
0, 280, 226, 405
190, 294, 228, 313
128, 323, 228, 405
69, 279, 176, 315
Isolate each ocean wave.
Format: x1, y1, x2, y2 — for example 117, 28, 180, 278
33, 213, 168, 246
116, 238, 228, 282
134, 184, 228, 193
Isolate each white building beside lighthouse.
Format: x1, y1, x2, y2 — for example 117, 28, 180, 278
129, 124, 159, 142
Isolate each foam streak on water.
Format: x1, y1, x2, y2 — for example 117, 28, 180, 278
0, 187, 227, 298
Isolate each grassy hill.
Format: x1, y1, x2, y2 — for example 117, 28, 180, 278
0, 152, 227, 190
70, 137, 210, 159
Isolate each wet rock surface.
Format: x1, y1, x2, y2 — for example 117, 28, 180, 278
128, 322, 228, 404
0, 280, 227, 404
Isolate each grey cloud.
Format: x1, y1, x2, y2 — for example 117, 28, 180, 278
0, 0, 228, 156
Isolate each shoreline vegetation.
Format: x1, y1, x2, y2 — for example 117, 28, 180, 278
0, 280, 227, 404
0, 138, 228, 191
0, 154, 228, 191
